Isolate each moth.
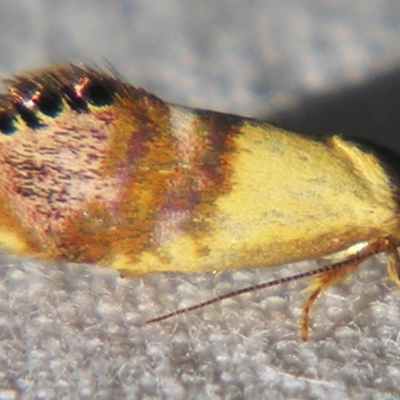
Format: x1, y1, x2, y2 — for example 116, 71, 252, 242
0, 64, 399, 340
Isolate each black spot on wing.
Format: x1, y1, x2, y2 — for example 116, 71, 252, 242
14, 101, 43, 129
0, 111, 16, 134
83, 78, 116, 106
62, 85, 88, 113
33, 89, 63, 117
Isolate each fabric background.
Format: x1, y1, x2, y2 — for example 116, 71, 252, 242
1, 1, 400, 399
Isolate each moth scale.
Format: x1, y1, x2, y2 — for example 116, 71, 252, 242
0, 64, 399, 340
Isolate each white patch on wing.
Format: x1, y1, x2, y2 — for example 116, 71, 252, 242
169, 106, 196, 167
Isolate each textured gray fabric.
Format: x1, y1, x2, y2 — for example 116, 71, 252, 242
1, 1, 400, 399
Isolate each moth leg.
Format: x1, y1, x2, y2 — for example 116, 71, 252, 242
386, 241, 400, 288
300, 238, 391, 341
300, 258, 361, 341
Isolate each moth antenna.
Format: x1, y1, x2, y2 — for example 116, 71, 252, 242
146, 255, 360, 324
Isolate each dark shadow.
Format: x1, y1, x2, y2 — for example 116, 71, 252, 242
264, 68, 400, 154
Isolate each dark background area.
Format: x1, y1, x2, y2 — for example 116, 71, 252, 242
269, 69, 400, 152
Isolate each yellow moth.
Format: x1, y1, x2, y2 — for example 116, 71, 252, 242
0, 64, 399, 340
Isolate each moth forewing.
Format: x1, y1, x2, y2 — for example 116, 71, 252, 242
1, 64, 400, 339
